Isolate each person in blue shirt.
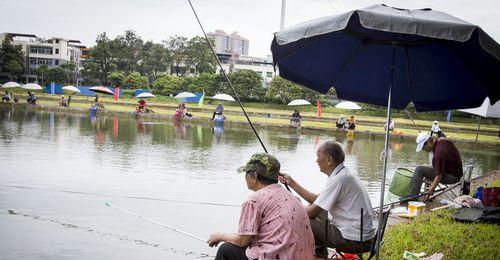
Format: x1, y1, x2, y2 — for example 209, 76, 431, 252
212, 103, 224, 120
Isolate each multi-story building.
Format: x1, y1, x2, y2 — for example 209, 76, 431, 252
208, 30, 249, 56
217, 54, 276, 88
209, 30, 276, 87
0, 33, 86, 84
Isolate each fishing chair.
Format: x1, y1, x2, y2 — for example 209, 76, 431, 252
331, 206, 392, 260
424, 164, 474, 200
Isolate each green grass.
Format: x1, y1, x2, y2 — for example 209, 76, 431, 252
379, 210, 500, 259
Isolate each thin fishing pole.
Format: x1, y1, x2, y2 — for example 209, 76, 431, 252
106, 202, 207, 242
405, 109, 421, 132
187, 0, 267, 153
372, 187, 446, 210
186, 0, 291, 192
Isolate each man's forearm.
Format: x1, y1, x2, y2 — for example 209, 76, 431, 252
219, 233, 251, 247
290, 181, 318, 204
428, 175, 443, 193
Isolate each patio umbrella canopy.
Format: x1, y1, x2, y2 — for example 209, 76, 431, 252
459, 97, 500, 118
1, 81, 21, 89
272, 4, 499, 112
271, 4, 499, 258
21, 83, 43, 90
175, 92, 196, 99
136, 92, 155, 98
335, 101, 362, 110
62, 86, 81, 94
212, 93, 236, 101
287, 99, 311, 106
89, 86, 113, 95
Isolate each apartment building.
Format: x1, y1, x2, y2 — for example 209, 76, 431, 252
208, 30, 249, 56
209, 30, 276, 87
0, 33, 86, 83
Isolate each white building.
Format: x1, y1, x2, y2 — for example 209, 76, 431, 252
208, 30, 249, 56
0, 33, 86, 83
217, 54, 276, 88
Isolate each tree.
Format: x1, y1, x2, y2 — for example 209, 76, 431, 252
88, 32, 113, 84
139, 42, 170, 80
153, 75, 184, 96
185, 36, 216, 74
266, 76, 306, 104
122, 72, 147, 89
107, 71, 125, 87
228, 70, 264, 101
186, 73, 217, 95
34, 65, 50, 86
164, 35, 188, 76
46, 67, 68, 84
81, 62, 101, 85
0, 38, 25, 80
110, 30, 144, 74
59, 62, 76, 84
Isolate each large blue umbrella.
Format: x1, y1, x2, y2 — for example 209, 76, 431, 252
271, 4, 499, 259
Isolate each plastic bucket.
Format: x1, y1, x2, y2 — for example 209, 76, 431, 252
389, 168, 414, 197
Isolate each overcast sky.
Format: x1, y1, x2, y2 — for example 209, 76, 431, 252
1, 0, 499, 57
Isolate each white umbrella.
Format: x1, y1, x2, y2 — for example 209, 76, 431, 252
62, 86, 81, 94
21, 83, 43, 90
212, 93, 235, 102
1, 81, 21, 88
175, 92, 196, 99
287, 99, 311, 106
335, 101, 362, 110
459, 98, 500, 118
136, 92, 155, 98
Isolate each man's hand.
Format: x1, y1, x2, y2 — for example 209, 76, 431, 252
421, 191, 433, 202
207, 232, 223, 247
278, 172, 295, 188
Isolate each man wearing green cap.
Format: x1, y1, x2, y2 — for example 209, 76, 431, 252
208, 153, 315, 260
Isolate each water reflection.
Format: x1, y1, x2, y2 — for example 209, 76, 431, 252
0, 106, 499, 259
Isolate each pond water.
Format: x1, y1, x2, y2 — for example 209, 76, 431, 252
0, 106, 498, 259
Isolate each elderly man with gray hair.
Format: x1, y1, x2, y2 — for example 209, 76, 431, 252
279, 140, 376, 257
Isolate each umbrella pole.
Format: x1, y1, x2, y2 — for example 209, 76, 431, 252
375, 45, 396, 260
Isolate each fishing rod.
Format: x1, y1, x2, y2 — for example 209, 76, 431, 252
186, 0, 291, 191
105, 202, 207, 242
372, 187, 447, 210
404, 109, 421, 133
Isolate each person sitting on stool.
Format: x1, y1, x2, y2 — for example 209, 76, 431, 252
409, 132, 463, 202
279, 141, 376, 257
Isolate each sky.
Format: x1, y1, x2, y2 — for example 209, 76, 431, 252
1, 0, 499, 58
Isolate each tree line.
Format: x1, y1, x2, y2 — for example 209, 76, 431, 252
0, 30, 321, 103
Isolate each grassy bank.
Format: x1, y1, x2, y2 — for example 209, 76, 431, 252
380, 210, 500, 259
6, 92, 499, 144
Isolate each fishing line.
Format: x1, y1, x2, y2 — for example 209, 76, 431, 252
106, 202, 207, 242
186, 0, 290, 191
0, 208, 211, 257
0, 184, 240, 208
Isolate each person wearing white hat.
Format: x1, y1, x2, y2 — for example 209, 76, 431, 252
408, 132, 463, 201
59, 95, 67, 107
430, 120, 445, 137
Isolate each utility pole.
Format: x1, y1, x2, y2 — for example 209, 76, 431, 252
280, 0, 286, 30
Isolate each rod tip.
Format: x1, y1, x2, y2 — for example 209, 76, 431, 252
105, 202, 111, 207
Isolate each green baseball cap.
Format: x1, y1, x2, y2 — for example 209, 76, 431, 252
237, 153, 281, 180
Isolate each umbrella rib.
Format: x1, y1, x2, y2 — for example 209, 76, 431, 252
403, 46, 415, 104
